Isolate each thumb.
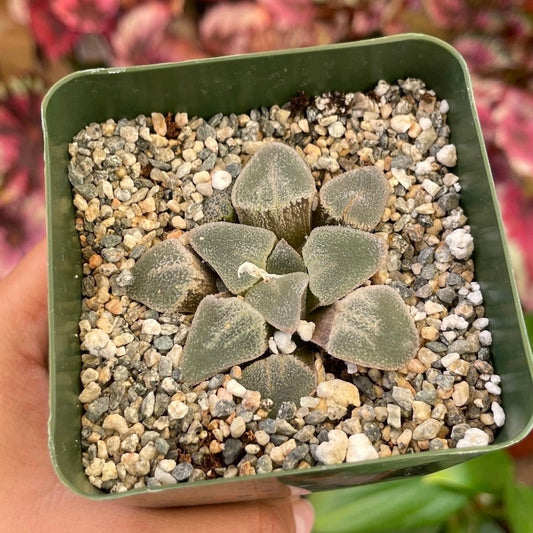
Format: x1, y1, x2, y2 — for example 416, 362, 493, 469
0, 238, 48, 368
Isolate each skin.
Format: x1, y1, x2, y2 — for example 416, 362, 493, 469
0, 240, 315, 533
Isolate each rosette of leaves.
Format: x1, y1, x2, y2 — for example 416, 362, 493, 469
128, 142, 419, 413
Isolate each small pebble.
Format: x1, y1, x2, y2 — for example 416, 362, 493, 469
456, 428, 490, 448
211, 169, 232, 190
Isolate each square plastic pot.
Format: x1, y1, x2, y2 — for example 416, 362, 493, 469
43, 34, 533, 506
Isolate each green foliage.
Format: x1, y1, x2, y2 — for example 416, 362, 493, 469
319, 166, 389, 230
310, 451, 531, 533
239, 350, 316, 415
245, 272, 309, 333
128, 238, 216, 313
311, 285, 418, 370
231, 142, 317, 248
180, 295, 269, 383
302, 226, 387, 306
266, 239, 307, 275
189, 221, 277, 294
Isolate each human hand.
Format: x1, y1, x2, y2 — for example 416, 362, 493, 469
0, 240, 315, 533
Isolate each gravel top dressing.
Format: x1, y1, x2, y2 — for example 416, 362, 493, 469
68, 78, 505, 493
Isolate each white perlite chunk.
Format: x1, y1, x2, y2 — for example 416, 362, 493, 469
445, 228, 474, 260
273, 330, 296, 354
314, 429, 349, 465
84, 329, 117, 359
491, 402, 506, 427
211, 169, 232, 190
441, 314, 469, 331
467, 290, 483, 306
346, 433, 379, 462
296, 320, 315, 342
485, 382, 501, 395
456, 428, 490, 448
479, 330, 493, 346
436, 144, 457, 167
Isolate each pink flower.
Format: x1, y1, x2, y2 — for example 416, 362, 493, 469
493, 86, 533, 180
111, 1, 204, 65
497, 180, 533, 310
51, 0, 120, 34
29, 0, 79, 60
200, 0, 343, 56
0, 77, 45, 278
473, 76, 506, 146
454, 35, 512, 75
422, 0, 470, 30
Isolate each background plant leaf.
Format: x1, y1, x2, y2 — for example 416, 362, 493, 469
310, 477, 469, 533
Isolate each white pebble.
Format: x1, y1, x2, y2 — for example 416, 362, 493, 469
390, 114, 412, 133
485, 382, 501, 395
424, 301, 445, 314
439, 99, 450, 114
154, 466, 176, 485
471, 282, 480, 291
436, 144, 457, 167
226, 378, 246, 398
314, 430, 348, 465
168, 400, 189, 420
300, 396, 320, 408
422, 178, 441, 198
415, 158, 434, 176
445, 228, 474, 260
441, 352, 460, 368
328, 121, 346, 138
346, 433, 379, 463
316, 379, 360, 407
467, 290, 483, 306
211, 169, 232, 190
479, 330, 492, 346
490, 374, 501, 384
230, 416, 246, 438
268, 336, 279, 354
441, 314, 469, 331
142, 318, 161, 335
473, 318, 489, 330
491, 402, 506, 427
273, 331, 296, 354
296, 320, 315, 342
345, 362, 358, 374
419, 117, 433, 130
456, 428, 489, 448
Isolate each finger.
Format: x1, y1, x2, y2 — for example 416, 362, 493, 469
0, 238, 48, 368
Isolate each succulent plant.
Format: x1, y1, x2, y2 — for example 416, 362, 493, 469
318, 167, 389, 230
127, 238, 216, 313
231, 142, 317, 249
239, 350, 317, 415
129, 143, 419, 414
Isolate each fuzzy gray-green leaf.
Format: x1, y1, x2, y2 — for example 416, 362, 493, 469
231, 143, 316, 248
239, 350, 317, 416
319, 166, 389, 230
189, 222, 277, 294
302, 226, 387, 306
266, 239, 306, 275
312, 285, 419, 371
180, 295, 269, 384
245, 272, 308, 333
128, 239, 216, 313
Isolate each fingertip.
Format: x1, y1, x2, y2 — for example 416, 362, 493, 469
291, 498, 315, 533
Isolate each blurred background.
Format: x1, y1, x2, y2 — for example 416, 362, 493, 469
0, 1, 532, 531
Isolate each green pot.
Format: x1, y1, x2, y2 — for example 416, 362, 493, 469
43, 34, 533, 506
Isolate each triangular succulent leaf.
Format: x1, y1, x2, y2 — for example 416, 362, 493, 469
245, 272, 309, 333
180, 295, 269, 384
311, 285, 419, 370
128, 239, 216, 313
302, 226, 387, 306
266, 239, 306, 275
189, 222, 277, 294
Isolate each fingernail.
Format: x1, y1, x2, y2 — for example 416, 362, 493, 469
288, 485, 312, 498
291, 498, 315, 533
